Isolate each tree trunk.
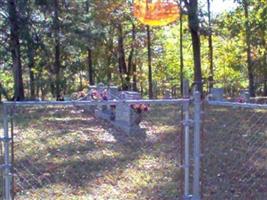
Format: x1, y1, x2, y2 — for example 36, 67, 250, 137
107, 62, 112, 83
27, 45, 35, 99
127, 23, 136, 91
179, 0, 184, 96
8, 0, 24, 101
147, 25, 153, 99
207, 0, 214, 91
263, 33, 267, 96
139, 64, 144, 95
87, 48, 94, 85
243, 0, 255, 97
54, 0, 61, 99
133, 62, 138, 91
117, 23, 128, 90
187, 0, 203, 95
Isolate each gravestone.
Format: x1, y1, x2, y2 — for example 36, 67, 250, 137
119, 91, 141, 100
94, 84, 119, 120
152, 80, 158, 99
89, 87, 145, 134
108, 86, 119, 100
240, 89, 250, 103
210, 88, 224, 101
113, 91, 145, 134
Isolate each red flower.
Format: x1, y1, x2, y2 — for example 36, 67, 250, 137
131, 104, 149, 113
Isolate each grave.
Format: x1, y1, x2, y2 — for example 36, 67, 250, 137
86, 84, 147, 134
239, 89, 250, 103
93, 83, 119, 120
113, 91, 145, 134
209, 88, 224, 101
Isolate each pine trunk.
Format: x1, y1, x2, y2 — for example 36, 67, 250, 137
207, 0, 214, 91
179, 0, 184, 96
263, 35, 267, 96
8, 0, 24, 101
127, 24, 136, 90
54, 0, 61, 99
117, 23, 128, 90
244, 0, 255, 97
87, 48, 94, 85
133, 62, 138, 91
147, 25, 153, 99
188, 0, 203, 94
27, 46, 35, 99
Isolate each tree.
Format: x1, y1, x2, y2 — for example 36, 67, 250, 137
207, 0, 214, 91
243, 0, 255, 97
179, 0, 184, 96
117, 23, 128, 90
185, 0, 203, 94
53, 0, 61, 99
147, 25, 153, 98
8, 0, 24, 100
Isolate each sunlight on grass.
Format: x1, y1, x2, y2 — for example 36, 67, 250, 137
9, 106, 182, 199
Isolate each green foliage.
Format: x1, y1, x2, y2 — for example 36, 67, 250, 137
0, 0, 267, 99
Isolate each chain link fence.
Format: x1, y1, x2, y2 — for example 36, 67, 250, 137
1, 98, 198, 200
0, 105, 3, 198
203, 101, 267, 199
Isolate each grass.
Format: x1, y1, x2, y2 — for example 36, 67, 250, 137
7, 105, 182, 200
202, 105, 267, 200
0, 103, 266, 199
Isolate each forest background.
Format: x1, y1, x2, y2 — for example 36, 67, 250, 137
0, 0, 267, 101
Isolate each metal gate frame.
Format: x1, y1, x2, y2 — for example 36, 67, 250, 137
1, 94, 202, 200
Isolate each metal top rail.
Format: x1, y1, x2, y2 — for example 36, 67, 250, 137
208, 100, 267, 109
3, 98, 190, 107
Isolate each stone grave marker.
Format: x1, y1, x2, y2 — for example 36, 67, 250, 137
210, 88, 224, 101
113, 91, 145, 134
240, 89, 250, 103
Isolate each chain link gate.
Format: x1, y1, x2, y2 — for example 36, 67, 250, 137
1, 95, 201, 200
203, 101, 267, 199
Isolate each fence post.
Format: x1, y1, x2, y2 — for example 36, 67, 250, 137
3, 104, 11, 200
183, 79, 190, 199
193, 91, 201, 200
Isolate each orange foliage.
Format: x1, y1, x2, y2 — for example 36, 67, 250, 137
133, 0, 180, 26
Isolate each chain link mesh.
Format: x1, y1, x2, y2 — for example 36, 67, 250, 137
5, 102, 184, 199
0, 104, 4, 198
203, 103, 267, 199
0, 134, 3, 198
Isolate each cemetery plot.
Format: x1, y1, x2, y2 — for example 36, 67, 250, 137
7, 104, 183, 200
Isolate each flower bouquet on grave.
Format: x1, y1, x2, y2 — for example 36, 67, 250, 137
130, 104, 149, 125
90, 89, 110, 113
236, 96, 245, 103
90, 89, 108, 101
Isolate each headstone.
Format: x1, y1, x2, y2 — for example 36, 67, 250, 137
119, 91, 141, 100
240, 89, 250, 103
88, 85, 97, 91
210, 88, 224, 101
95, 84, 118, 120
108, 86, 119, 100
90, 86, 145, 134
113, 91, 144, 134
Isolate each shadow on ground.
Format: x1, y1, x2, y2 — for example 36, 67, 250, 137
11, 106, 182, 200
